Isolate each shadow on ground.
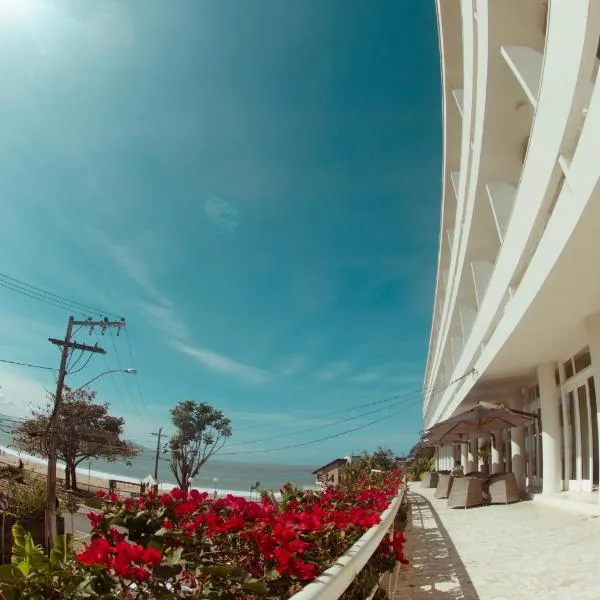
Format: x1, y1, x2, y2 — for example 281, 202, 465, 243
383, 490, 480, 599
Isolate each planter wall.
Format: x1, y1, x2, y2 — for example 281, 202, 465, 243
290, 487, 405, 600
0, 515, 65, 561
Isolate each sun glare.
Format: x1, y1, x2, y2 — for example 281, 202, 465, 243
0, 0, 33, 22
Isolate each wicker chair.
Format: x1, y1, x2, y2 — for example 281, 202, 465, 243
488, 472, 520, 504
434, 474, 454, 499
465, 471, 487, 479
447, 476, 484, 509
421, 472, 439, 488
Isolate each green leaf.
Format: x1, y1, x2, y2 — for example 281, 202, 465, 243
0, 564, 24, 584
200, 564, 233, 578
10, 523, 48, 577
50, 533, 73, 568
242, 580, 269, 596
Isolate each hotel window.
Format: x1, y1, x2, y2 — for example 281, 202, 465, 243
564, 359, 574, 380
574, 348, 592, 374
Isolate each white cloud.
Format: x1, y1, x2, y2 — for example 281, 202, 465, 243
134, 300, 189, 342
350, 371, 381, 383
275, 355, 307, 377
204, 197, 239, 233
314, 361, 349, 381
0, 367, 50, 419
173, 342, 270, 384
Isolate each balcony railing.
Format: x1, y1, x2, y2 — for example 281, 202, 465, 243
290, 488, 406, 600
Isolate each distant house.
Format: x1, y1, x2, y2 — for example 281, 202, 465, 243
312, 458, 348, 487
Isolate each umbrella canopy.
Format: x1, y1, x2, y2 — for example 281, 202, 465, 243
141, 475, 158, 484
424, 405, 533, 444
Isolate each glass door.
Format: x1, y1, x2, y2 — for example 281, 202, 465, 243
562, 372, 596, 492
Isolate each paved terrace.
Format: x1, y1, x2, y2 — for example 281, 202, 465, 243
387, 485, 600, 600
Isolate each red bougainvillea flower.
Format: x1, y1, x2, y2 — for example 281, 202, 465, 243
86, 511, 103, 528
75, 537, 115, 565
95, 490, 106, 498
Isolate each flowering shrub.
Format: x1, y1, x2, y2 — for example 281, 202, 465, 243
0, 471, 407, 599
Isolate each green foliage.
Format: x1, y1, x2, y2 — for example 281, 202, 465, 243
50, 533, 73, 568
13, 386, 138, 491
4, 474, 47, 520
11, 522, 48, 576
408, 457, 434, 481
408, 436, 435, 461
477, 442, 491, 462
279, 482, 301, 510
169, 401, 232, 490
371, 447, 395, 471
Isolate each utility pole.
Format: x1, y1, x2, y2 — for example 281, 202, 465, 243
45, 316, 125, 549
152, 428, 163, 480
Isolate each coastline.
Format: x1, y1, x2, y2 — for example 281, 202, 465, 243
0, 446, 279, 499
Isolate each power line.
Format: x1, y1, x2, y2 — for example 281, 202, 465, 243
124, 328, 152, 421
0, 272, 119, 318
216, 406, 411, 457
224, 401, 405, 448
0, 358, 55, 371
215, 370, 474, 457
228, 369, 468, 441
107, 329, 151, 424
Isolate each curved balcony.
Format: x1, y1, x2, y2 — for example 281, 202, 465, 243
426, 1, 600, 426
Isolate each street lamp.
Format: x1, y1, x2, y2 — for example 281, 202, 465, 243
74, 368, 137, 392
46, 367, 137, 548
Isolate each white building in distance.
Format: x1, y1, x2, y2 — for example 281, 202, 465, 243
424, 0, 600, 499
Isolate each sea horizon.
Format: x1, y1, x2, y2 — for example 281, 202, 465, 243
0, 434, 319, 496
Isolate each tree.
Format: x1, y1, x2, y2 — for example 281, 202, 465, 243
169, 401, 232, 491
13, 387, 138, 490
409, 433, 435, 461
371, 446, 395, 471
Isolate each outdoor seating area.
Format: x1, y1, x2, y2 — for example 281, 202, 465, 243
425, 471, 520, 509
421, 471, 439, 488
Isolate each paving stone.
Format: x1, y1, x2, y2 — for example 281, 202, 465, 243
387, 485, 600, 600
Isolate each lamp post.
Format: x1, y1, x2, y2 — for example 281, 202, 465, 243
46, 368, 136, 547
74, 368, 137, 392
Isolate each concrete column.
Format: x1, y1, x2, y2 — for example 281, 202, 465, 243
538, 362, 561, 494
460, 443, 469, 471
478, 435, 490, 475
584, 311, 600, 504
467, 435, 478, 472
509, 397, 526, 493
491, 430, 504, 474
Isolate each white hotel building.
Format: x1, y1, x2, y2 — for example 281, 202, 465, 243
424, 0, 600, 500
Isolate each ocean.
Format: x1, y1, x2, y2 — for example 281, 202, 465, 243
0, 431, 317, 495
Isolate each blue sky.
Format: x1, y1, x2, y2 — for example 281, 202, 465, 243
0, 0, 440, 465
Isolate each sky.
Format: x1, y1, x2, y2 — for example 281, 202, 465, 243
0, 0, 441, 465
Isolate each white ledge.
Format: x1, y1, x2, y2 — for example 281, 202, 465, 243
452, 89, 464, 117
500, 45, 543, 107
486, 183, 517, 243
450, 171, 460, 199
290, 489, 404, 600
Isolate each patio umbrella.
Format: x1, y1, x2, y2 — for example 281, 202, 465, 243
424, 404, 533, 444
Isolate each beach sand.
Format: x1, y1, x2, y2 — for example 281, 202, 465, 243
0, 447, 136, 496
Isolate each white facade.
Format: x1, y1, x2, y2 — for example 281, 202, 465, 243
425, 0, 600, 497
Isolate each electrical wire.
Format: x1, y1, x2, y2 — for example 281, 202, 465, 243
224, 401, 405, 448
67, 351, 96, 376
107, 329, 151, 425
0, 358, 55, 371
232, 371, 464, 434
0, 271, 119, 318
216, 405, 411, 457
124, 328, 152, 422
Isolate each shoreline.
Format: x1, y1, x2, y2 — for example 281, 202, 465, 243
0, 446, 280, 499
